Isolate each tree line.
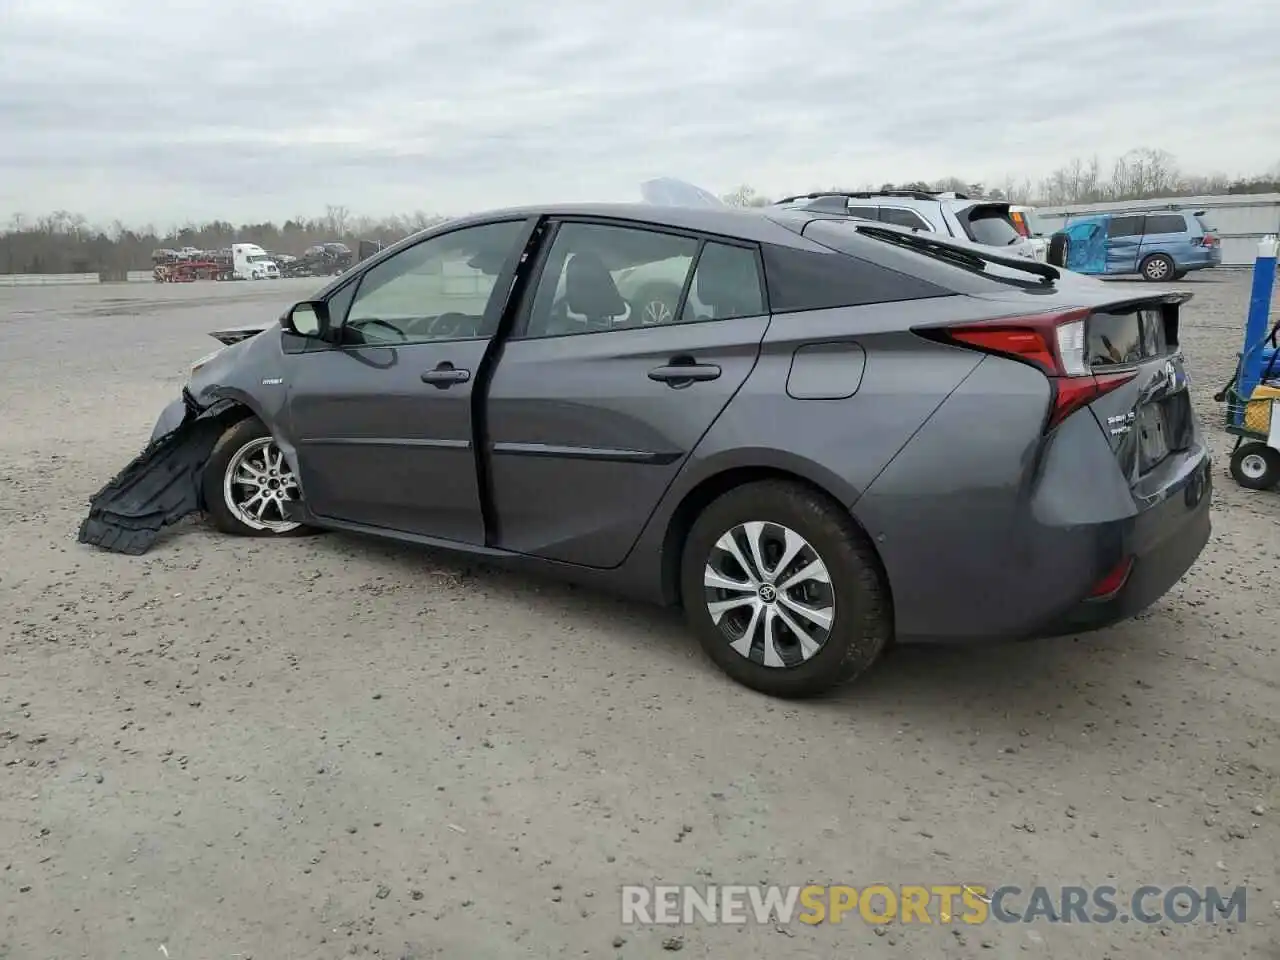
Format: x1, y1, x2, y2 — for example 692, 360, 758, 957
4, 148, 1278, 274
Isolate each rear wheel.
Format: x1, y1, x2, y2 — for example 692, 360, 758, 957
1141, 254, 1175, 282
202, 417, 313, 537
1229, 442, 1280, 490
680, 480, 891, 698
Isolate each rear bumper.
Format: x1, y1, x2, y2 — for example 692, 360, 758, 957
1036, 456, 1212, 636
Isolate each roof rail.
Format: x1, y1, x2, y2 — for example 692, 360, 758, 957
776, 189, 945, 204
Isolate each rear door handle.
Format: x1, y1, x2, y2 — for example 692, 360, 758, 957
648, 361, 721, 385
421, 363, 471, 388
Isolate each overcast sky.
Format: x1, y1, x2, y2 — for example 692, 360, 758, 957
2, 0, 1276, 226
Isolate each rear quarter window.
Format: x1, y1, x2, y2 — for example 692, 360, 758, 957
759, 240, 953, 312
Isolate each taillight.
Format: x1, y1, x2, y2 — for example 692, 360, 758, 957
1009, 211, 1030, 237
1087, 556, 1134, 599
1200, 234, 1217, 247
921, 310, 1138, 431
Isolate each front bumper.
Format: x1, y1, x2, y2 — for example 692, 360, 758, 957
78, 391, 230, 555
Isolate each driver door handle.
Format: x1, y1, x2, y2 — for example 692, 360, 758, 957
421, 362, 471, 388
648, 357, 721, 385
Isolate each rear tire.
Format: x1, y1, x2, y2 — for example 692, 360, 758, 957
202, 417, 315, 537
680, 480, 891, 698
1047, 233, 1069, 268
1229, 442, 1280, 491
1140, 254, 1175, 282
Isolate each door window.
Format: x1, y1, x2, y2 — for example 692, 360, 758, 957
680, 242, 766, 321
522, 222, 698, 337
1107, 216, 1144, 238
340, 220, 527, 344
1143, 214, 1186, 235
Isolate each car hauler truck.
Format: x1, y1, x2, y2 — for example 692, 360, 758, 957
154, 243, 280, 282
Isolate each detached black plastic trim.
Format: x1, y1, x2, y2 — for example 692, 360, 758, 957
77, 397, 227, 555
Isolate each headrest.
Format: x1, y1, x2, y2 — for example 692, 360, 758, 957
565, 252, 626, 319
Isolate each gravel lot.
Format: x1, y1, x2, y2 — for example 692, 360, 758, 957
1, 272, 1277, 959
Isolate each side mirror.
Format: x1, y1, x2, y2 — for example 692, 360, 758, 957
281, 299, 331, 339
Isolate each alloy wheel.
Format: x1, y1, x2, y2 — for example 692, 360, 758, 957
702, 521, 835, 668
222, 436, 302, 533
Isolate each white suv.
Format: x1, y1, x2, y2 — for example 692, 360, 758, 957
773, 191, 1043, 261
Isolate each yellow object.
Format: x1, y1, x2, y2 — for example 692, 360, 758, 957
1243, 385, 1280, 434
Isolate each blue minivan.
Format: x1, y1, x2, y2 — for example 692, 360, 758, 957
1047, 209, 1222, 281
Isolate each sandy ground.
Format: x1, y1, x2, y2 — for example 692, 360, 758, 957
1, 272, 1277, 959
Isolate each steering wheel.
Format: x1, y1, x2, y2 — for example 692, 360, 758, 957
424, 312, 475, 338
352, 318, 408, 341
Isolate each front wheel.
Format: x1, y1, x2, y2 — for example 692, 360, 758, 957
1141, 254, 1175, 282
201, 417, 313, 537
1229, 442, 1280, 491
680, 480, 891, 698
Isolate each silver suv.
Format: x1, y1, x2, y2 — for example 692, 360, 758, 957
773, 190, 1043, 261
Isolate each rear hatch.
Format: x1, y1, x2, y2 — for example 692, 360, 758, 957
961, 287, 1199, 490
1078, 298, 1198, 487
955, 202, 1038, 259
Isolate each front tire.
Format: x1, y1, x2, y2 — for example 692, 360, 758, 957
1141, 254, 1174, 282
1229, 442, 1280, 491
680, 480, 891, 698
202, 417, 312, 537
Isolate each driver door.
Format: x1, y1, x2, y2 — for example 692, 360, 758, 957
285, 218, 532, 543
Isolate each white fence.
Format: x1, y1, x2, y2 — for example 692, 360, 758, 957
0, 270, 156, 286
0, 272, 100, 286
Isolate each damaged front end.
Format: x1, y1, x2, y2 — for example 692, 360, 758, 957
77, 389, 244, 555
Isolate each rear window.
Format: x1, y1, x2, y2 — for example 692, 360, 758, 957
962, 207, 1022, 247
1086, 308, 1173, 367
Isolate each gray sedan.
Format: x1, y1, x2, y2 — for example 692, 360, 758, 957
79, 201, 1212, 698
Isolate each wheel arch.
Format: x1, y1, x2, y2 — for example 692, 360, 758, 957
657, 465, 893, 616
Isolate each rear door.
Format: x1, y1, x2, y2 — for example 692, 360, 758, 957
1104, 215, 1145, 274
484, 220, 770, 568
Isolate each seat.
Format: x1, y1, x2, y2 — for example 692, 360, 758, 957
562, 252, 631, 330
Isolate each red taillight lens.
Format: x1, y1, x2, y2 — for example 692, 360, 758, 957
924, 310, 1138, 431
1202, 234, 1217, 247
1009, 211, 1030, 237
1088, 556, 1134, 599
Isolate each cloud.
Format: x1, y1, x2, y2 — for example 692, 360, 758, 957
1, 0, 1276, 225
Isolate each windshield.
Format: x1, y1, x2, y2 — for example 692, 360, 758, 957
247, 253, 271, 262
